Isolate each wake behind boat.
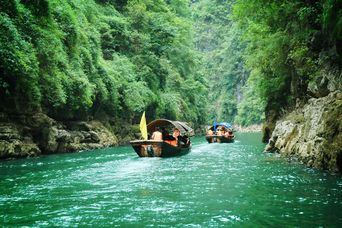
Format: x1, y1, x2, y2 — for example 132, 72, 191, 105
130, 117, 194, 157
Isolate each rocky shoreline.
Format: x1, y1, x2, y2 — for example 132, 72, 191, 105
2, 93, 341, 175
234, 124, 262, 132
265, 91, 342, 172
0, 112, 139, 159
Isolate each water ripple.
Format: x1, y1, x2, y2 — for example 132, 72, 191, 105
1, 134, 342, 227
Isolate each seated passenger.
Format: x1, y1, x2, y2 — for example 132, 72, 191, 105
170, 128, 180, 146
228, 130, 234, 138
161, 127, 169, 140
216, 129, 222, 136
207, 129, 214, 135
163, 128, 180, 146
179, 135, 190, 145
151, 127, 163, 140
172, 128, 180, 139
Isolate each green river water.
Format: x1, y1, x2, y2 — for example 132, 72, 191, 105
1, 133, 341, 227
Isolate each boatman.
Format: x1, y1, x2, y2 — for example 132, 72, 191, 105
171, 128, 181, 146
172, 128, 180, 139
151, 127, 163, 140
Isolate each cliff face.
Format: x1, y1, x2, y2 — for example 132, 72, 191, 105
266, 90, 342, 172
0, 113, 133, 159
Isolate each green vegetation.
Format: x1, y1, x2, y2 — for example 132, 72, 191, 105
232, 0, 341, 126
192, 0, 265, 126
192, 0, 341, 127
0, 0, 207, 125
0, 0, 340, 130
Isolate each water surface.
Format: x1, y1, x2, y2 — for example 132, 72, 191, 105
1, 133, 341, 226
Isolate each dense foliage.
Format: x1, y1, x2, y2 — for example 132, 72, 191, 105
192, 0, 341, 127
0, 0, 208, 125
232, 0, 342, 127
192, 0, 265, 126
1, 0, 340, 129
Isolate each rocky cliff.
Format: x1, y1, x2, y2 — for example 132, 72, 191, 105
0, 112, 139, 159
265, 90, 342, 172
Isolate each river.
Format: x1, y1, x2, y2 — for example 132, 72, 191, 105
1, 133, 341, 227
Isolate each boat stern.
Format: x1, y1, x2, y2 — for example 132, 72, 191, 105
130, 140, 163, 157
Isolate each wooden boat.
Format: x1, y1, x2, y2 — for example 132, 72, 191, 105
130, 119, 194, 157
205, 122, 235, 143
205, 135, 235, 143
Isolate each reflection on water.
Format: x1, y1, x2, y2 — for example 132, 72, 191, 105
0, 133, 341, 226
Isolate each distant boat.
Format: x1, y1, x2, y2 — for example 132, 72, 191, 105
205, 122, 235, 143
130, 119, 194, 157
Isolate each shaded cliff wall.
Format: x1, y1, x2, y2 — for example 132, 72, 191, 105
0, 113, 139, 159
266, 90, 342, 172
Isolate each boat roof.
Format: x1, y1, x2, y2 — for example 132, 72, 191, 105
209, 122, 233, 130
147, 119, 194, 136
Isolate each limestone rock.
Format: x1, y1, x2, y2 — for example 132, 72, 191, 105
0, 140, 41, 158
89, 131, 100, 143
0, 123, 21, 141
308, 67, 342, 98
0, 112, 119, 159
265, 91, 342, 172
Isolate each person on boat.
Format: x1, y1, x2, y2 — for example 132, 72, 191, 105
180, 135, 190, 145
151, 127, 163, 140
162, 127, 174, 140
170, 128, 180, 145
207, 129, 214, 135
227, 130, 234, 139
162, 127, 168, 139
164, 128, 180, 146
173, 128, 190, 146
172, 128, 180, 139
216, 127, 222, 136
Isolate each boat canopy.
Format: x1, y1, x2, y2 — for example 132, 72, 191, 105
218, 122, 233, 129
147, 119, 194, 136
209, 122, 233, 130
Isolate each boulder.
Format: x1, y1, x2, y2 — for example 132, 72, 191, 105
0, 140, 41, 158
0, 113, 120, 159
0, 123, 21, 141
89, 131, 100, 143
265, 91, 342, 172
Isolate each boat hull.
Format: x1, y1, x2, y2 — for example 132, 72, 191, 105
130, 140, 191, 157
205, 135, 235, 143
